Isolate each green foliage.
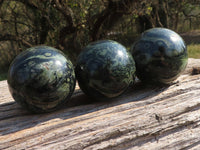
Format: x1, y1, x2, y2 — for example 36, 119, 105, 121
0, 0, 200, 72
188, 44, 200, 58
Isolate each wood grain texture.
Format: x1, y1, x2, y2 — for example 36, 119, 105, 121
1, 58, 200, 150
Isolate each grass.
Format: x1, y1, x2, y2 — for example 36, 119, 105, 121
187, 44, 200, 58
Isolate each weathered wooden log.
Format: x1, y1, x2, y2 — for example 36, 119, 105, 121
0, 58, 200, 150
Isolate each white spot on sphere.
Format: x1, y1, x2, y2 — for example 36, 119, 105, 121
117, 50, 124, 57
55, 60, 62, 66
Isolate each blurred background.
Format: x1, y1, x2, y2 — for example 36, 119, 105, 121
0, 0, 200, 81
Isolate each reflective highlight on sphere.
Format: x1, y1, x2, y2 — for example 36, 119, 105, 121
75, 40, 136, 100
7, 46, 76, 113
131, 28, 188, 84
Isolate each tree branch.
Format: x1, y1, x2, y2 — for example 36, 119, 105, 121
0, 34, 33, 47
9, 0, 38, 10
90, 0, 138, 41
53, 0, 75, 28
0, 0, 4, 8
52, 0, 77, 49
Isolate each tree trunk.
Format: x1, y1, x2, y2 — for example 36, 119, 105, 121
1, 58, 200, 149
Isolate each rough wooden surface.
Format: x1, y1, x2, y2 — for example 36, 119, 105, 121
1, 58, 200, 150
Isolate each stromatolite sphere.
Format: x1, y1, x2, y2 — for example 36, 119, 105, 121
7, 46, 76, 113
75, 40, 136, 100
131, 28, 188, 84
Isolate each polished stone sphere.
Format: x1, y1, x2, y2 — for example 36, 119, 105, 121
75, 40, 136, 100
7, 46, 76, 113
131, 28, 188, 84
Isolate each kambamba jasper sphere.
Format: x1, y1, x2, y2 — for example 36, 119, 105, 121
7, 46, 76, 113
75, 40, 136, 100
131, 28, 188, 84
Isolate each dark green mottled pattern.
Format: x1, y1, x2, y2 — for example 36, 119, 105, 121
7, 46, 76, 113
131, 28, 188, 84
75, 40, 136, 100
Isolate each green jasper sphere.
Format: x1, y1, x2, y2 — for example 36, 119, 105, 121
7, 46, 76, 113
75, 40, 136, 100
131, 28, 188, 84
